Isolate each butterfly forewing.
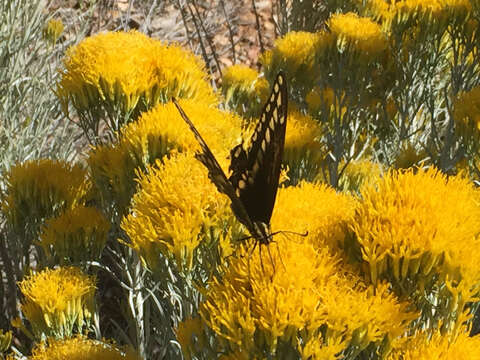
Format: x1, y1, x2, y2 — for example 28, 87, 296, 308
228, 72, 288, 224
172, 99, 256, 233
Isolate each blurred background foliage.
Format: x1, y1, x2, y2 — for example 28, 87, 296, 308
2, 0, 480, 359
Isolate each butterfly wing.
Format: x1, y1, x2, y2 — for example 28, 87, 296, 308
229, 72, 288, 224
172, 99, 256, 233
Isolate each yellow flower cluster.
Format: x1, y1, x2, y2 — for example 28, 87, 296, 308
387, 327, 480, 360
198, 235, 415, 357
88, 100, 242, 217
172, 183, 415, 357
261, 31, 321, 94
43, 18, 64, 45
57, 31, 216, 128
278, 110, 324, 183
2, 159, 89, 234
19, 267, 96, 339
122, 99, 242, 159
176, 316, 206, 360
221, 64, 269, 118
453, 85, 480, 145
306, 86, 334, 113
29, 336, 140, 360
0, 329, 12, 353
39, 206, 110, 264
339, 159, 383, 192
271, 182, 356, 253
327, 12, 387, 59
369, 0, 472, 28
353, 167, 480, 327
284, 110, 323, 154
306, 86, 347, 120
121, 153, 231, 271
393, 142, 429, 169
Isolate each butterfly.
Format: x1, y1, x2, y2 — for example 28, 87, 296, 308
173, 72, 287, 248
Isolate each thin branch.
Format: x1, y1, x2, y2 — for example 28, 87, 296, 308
190, 0, 223, 78
185, 1, 213, 77
219, 0, 237, 64
252, 0, 265, 54
175, 0, 194, 50
141, 0, 159, 34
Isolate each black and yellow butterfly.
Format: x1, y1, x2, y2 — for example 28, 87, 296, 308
173, 72, 287, 247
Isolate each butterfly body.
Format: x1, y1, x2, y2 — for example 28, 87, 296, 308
173, 72, 288, 246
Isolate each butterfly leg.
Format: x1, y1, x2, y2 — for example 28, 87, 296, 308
274, 240, 287, 272
259, 242, 265, 274
247, 239, 259, 282
265, 244, 276, 277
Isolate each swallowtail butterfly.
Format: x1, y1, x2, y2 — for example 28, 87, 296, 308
173, 72, 287, 246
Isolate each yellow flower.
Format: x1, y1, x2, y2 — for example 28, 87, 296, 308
285, 110, 323, 153
29, 336, 140, 360
368, 0, 471, 27
339, 159, 383, 192
122, 100, 242, 159
88, 100, 242, 218
393, 142, 429, 169
199, 235, 415, 357
19, 267, 96, 339
327, 13, 387, 59
2, 159, 89, 235
222, 65, 269, 97
283, 110, 324, 183
300, 334, 347, 360
453, 85, 480, 146
190, 182, 414, 357
261, 31, 322, 95
320, 281, 418, 351
271, 181, 356, 253
387, 327, 480, 360
221, 65, 269, 118
0, 329, 12, 353
43, 19, 64, 44
306, 86, 333, 113
121, 153, 232, 272
306, 86, 347, 119
352, 167, 480, 328
176, 316, 206, 360
57, 31, 217, 131
39, 206, 110, 264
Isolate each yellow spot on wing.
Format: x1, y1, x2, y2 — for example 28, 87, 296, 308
265, 128, 271, 142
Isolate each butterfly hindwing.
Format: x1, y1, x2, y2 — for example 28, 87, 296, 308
228, 72, 288, 224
